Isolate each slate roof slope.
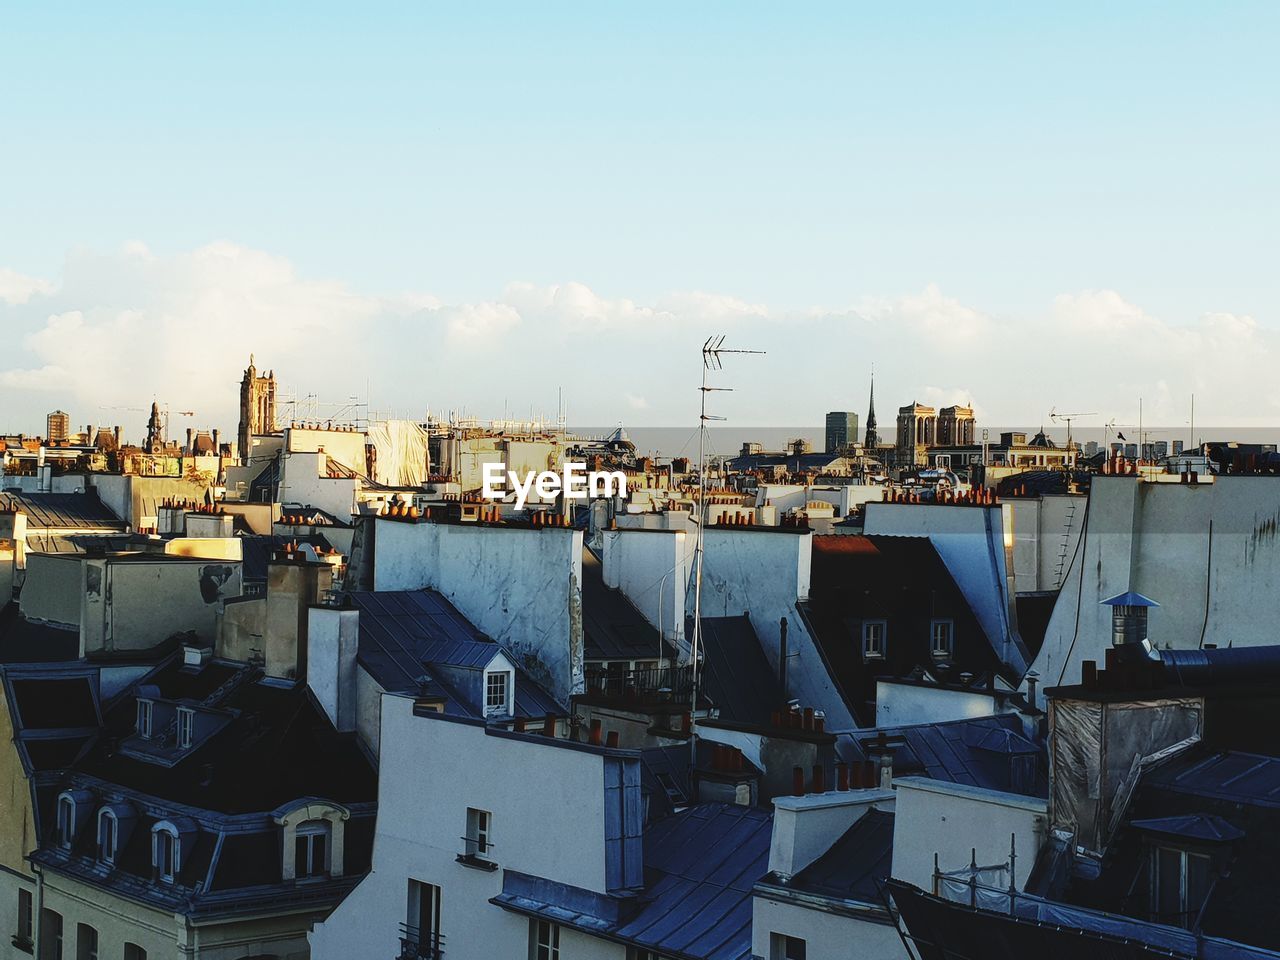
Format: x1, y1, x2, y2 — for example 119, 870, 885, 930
614, 802, 772, 960
0, 491, 124, 529
787, 808, 894, 902
807, 534, 1026, 724
75, 656, 376, 813
239, 533, 334, 584
581, 549, 672, 662
842, 713, 1048, 798
696, 616, 782, 726
0, 603, 80, 663
350, 589, 564, 718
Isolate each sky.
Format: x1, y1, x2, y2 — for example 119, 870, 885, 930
1, 2, 1277, 436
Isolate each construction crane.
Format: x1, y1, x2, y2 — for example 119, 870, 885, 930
1049, 408, 1096, 454
98, 403, 196, 446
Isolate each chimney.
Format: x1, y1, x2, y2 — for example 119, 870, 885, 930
306, 604, 359, 732
113, 425, 122, 448
264, 554, 336, 681
186, 428, 195, 455
767, 784, 894, 881
212, 428, 220, 455
1101, 591, 1159, 658
778, 616, 789, 705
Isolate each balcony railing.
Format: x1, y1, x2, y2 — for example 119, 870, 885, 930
583, 664, 694, 703
397, 924, 445, 960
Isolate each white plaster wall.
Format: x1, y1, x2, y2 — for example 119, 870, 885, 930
752, 896, 903, 960
601, 529, 690, 644
81, 559, 242, 654
692, 529, 857, 730
19, 554, 83, 626
890, 777, 1047, 892
310, 696, 611, 960
1029, 476, 1280, 688
1007, 495, 1084, 593
372, 521, 584, 704
307, 606, 360, 731
355, 665, 385, 756
286, 426, 369, 471
278, 449, 359, 520
875, 682, 1003, 727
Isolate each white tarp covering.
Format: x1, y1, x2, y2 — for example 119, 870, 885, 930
366, 420, 430, 488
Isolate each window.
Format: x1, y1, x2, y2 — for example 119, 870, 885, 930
862, 620, 886, 659
97, 810, 117, 864
38, 909, 61, 960
628, 951, 673, 960
406, 880, 441, 958
770, 934, 807, 960
136, 700, 153, 739
1152, 846, 1212, 928
152, 828, 178, 883
529, 920, 560, 960
74, 924, 97, 960
123, 945, 146, 960
176, 708, 194, 749
16, 888, 33, 949
485, 671, 509, 714
294, 820, 330, 879
56, 796, 75, 849
930, 619, 954, 658
465, 808, 492, 859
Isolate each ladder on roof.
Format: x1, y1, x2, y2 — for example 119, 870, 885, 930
1053, 498, 1078, 586
198, 664, 261, 708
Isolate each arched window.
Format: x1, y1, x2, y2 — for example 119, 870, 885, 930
98, 808, 118, 864
272, 800, 349, 881
56, 794, 75, 848
150, 821, 190, 883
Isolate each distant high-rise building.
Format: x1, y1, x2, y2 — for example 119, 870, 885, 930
46, 410, 69, 442
825, 411, 859, 453
238, 354, 278, 464
864, 373, 879, 448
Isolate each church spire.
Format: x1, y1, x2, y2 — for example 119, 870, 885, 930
864, 367, 879, 448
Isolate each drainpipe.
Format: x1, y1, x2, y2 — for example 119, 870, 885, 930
778, 616, 788, 706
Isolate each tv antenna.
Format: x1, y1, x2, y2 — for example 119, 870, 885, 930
690, 336, 764, 739
1049, 407, 1096, 454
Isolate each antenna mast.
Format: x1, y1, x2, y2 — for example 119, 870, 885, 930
691, 335, 764, 738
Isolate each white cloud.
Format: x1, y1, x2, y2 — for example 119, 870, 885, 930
0, 268, 53, 305
0, 243, 1274, 433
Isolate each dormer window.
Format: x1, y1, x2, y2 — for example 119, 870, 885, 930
136, 700, 154, 739
152, 826, 179, 883
862, 620, 886, 659
930, 619, 954, 658
485, 671, 509, 716
98, 809, 118, 864
295, 820, 331, 879
274, 801, 349, 882
177, 708, 195, 749
56, 795, 75, 848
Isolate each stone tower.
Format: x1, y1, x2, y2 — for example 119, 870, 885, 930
144, 401, 165, 454
238, 355, 278, 464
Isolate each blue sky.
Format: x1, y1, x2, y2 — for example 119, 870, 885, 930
1, 3, 1277, 433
